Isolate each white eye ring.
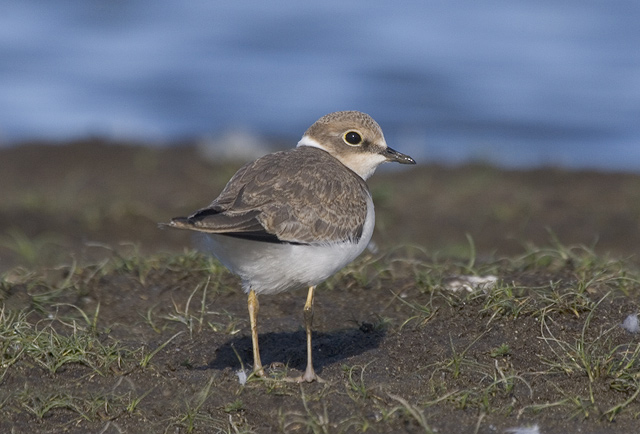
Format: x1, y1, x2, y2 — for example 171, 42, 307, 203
343, 130, 363, 146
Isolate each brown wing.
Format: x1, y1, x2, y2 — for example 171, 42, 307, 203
169, 147, 370, 244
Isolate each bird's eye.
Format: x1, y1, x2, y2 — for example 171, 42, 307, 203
344, 131, 363, 145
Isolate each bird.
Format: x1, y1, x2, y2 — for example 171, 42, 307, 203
166, 111, 415, 382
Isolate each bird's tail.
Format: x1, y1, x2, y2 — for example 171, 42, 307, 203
157, 217, 192, 230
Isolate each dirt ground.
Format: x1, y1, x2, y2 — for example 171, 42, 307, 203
1, 140, 640, 433
2, 140, 640, 266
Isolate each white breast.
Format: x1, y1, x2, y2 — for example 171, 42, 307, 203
202, 195, 375, 295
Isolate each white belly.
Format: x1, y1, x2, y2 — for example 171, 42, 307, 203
202, 199, 375, 295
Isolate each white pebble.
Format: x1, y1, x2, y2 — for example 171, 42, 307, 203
444, 275, 498, 292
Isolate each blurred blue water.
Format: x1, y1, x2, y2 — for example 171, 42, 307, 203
1, 0, 639, 170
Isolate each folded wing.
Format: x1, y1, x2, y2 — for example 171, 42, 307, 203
168, 147, 370, 245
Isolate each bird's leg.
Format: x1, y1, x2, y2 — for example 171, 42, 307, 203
247, 289, 265, 377
297, 285, 324, 383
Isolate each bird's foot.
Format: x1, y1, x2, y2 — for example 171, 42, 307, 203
284, 365, 325, 383
252, 366, 266, 379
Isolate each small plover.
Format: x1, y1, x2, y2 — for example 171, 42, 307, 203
167, 111, 415, 382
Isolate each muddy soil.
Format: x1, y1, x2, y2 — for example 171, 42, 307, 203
1, 141, 640, 433
2, 140, 640, 267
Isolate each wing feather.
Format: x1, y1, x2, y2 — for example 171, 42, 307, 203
169, 147, 370, 244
